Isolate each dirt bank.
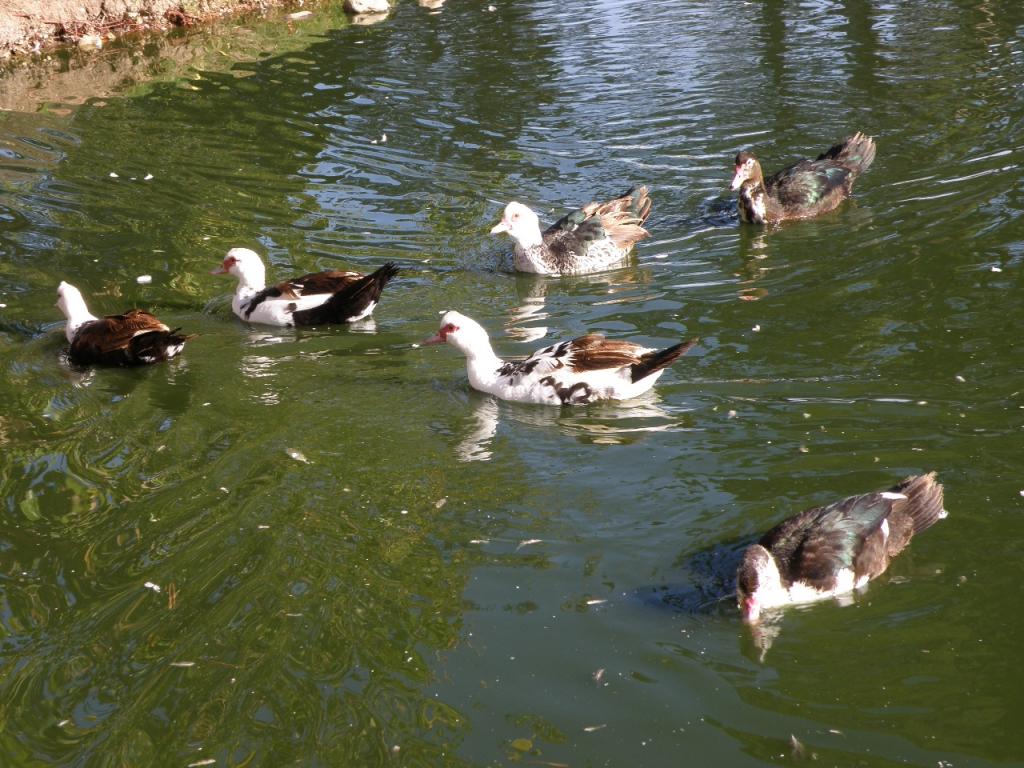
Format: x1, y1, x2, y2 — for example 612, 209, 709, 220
0, 0, 313, 59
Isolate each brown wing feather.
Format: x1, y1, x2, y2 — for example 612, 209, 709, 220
88, 312, 168, 354
578, 186, 652, 249
113, 309, 170, 334
568, 335, 644, 373
288, 270, 362, 296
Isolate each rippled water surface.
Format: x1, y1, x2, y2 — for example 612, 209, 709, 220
2, 0, 1024, 765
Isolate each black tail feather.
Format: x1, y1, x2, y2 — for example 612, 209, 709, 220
630, 337, 698, 383
294, 262, 399, 325
126, 329, 193, 365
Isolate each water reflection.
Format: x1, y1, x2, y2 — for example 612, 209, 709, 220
455, 391, 692, 462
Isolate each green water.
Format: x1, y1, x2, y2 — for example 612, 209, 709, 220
2, 0, 1023, 765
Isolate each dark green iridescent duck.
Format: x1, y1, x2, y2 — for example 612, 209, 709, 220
731, 132, 876, 224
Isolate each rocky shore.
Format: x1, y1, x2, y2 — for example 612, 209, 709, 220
0, 0, 317, 59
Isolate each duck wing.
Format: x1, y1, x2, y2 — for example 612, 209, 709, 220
767, 159, 854, 209
760, 491, 893, 591
495, 336, 583, 380
566, 334, 645, 372
542, 185, 652, 259
241, 270, 364, 319
288, 270, 365, 295
292, 263, 399, 325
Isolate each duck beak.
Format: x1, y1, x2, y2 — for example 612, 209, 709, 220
490, 219, 510, 235
422, 331, 446, 345
730, 166, 746, 191
210, 263, 229, 275
741, 596, 760, 624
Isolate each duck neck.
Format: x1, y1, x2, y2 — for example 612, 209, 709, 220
233, 270, 266, 305
739, 180, 768, 224
459, 338, 504, 390
63, 301, 98, 342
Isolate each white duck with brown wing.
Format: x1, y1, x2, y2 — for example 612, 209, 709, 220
736, 473, 947, 624
490, 186, 652, 275
212, 248, 399, 327
424, 310, 697, 405
56, 281, 193, 367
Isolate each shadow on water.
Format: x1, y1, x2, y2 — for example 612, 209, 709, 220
633, 536, 748, 616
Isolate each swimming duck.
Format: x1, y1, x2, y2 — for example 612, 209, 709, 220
490, 186, 652, 275
56, 281, 192, 366
731, 132, 876, 224
212, 248, 399, 327
424, 310, 697, 405
737, 472, 946, 623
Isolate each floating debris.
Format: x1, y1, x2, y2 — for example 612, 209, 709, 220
143, 581, 161, 593
109, 171, 119, 178
593, 668, 605, 684
789, 733, 808, 759
469, 538, 490, 544
992, 265, 1003, 272
516, 538, 542, 550
136, 275, 153, 285
585, 599, 607, 606
187, 760, 216, 768
752, 324, 761, 332
144, 173, 154, 181
435, 497, 447, 509
289, 10, 313, 19
583, 724, 607, 733
286, 448, 310, 464
170, 661, 196, 668
954, 374, 966, 383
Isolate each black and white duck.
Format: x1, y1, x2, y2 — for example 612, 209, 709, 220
490, 186, 652, 275
212, 248, 399, 327
424, 310, 696, 405
731, 132, 876, 224
736, 472, 946, 623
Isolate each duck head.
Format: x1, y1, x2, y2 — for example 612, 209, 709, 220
211, 247, 266, 289
490, 202, 543, 248
423, 310, 492, 356
731, 152, 763, 191
736, 544, 779, 624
